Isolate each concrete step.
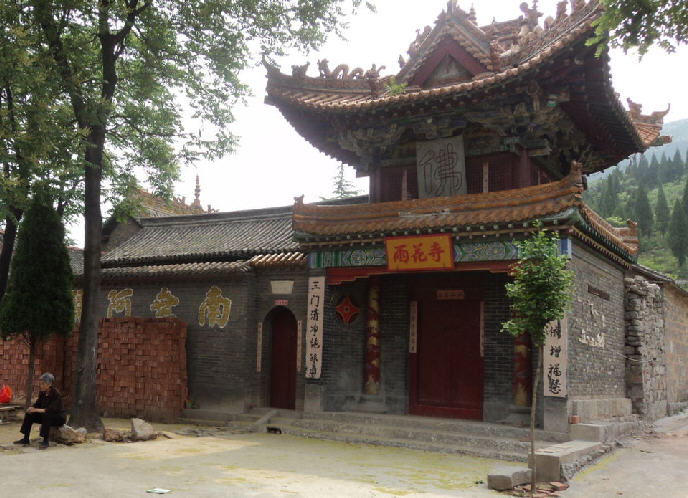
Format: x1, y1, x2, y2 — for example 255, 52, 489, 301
272, 416, 542, 455
298, 411, 568, 442
272, 423, 531, 462
570, 420, 642, 442
179, 409, 260, 426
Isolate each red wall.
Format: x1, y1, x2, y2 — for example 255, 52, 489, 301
0, 317, 187, 422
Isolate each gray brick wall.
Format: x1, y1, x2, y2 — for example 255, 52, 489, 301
321, 279, 368, 411
483, 273, 515, 422
567, 241, 626, 397
87, 267, 309, 412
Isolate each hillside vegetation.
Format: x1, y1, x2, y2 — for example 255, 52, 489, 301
584, 118, 688, 283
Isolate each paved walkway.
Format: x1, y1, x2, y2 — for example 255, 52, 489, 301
564, 411, 688, 498
0, 419, 509, 497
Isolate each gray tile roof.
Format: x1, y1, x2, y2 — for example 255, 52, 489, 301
101, 205, 297, 267
68, 247, 84, 275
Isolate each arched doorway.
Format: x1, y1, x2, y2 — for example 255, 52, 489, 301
269, 307, 297, 409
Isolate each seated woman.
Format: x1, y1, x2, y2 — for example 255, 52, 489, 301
14, 372, 66, 450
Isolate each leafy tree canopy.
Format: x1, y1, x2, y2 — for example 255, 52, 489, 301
592, 0, 688, 56
502, 224, 573, 345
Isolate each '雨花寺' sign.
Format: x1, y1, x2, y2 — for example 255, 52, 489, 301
385, 234, 454, 271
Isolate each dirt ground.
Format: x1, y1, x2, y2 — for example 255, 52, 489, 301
0, 417, 513, 497
3, 412, 687, 497
564, 411, 688, 498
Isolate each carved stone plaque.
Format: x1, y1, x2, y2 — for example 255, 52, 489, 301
417, 136, 467, 198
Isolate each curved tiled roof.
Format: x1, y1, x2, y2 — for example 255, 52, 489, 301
265, 1, 669, 172
292, 161, 638, 262
102, 206, 298, 267
293, 163, 585, 238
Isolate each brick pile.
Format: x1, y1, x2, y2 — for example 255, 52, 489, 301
0, 336, 64, 402
0, 317, 187, 422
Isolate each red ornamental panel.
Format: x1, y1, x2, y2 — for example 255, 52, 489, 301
335, 295, 360, 324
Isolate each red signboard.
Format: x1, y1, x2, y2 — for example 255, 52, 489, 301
385, 234, 454, 271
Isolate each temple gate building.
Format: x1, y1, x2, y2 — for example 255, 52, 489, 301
3, 0, 688, 454
262, 0, 678, 432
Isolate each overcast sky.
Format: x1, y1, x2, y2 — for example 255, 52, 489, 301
67, 0, 688, 245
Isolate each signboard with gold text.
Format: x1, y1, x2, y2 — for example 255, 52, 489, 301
385, 234, 454, 271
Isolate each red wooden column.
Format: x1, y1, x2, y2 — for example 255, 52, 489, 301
513, 332, 532, 407
364, 276, 381, 395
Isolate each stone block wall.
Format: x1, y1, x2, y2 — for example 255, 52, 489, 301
0, 317, 187, 422
625, 276, 667, 421
662, 285, 688, 414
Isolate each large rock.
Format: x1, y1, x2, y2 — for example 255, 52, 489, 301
131, 418, 157, 441
103, 428, 125, 442
50, 425, 87, 444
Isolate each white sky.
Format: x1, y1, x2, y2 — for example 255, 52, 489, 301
67, 0, 688, 246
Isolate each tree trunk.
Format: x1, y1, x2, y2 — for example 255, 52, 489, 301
0, 211, 21, 301
24, 335, 35, 410
529, 344, 543, 498
69, 130, 105, 432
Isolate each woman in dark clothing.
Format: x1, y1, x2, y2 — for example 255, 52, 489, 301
14, 372, 66, 449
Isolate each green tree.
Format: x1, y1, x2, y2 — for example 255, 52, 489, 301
683, 175, 688, 218
655, 183, 670, 235
598, 180, 617, 218
668, 199, 688, 266
671, 149, 684, 180
634, 185, 654, 237
591, 0, 688, 56
501, 224, 573, 495
0, 194, 74, 408
18, 0, 365, 430
330, 163, 361, 199
0, 4, 83, 302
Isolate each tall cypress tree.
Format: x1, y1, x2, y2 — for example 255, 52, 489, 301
648, 154, 660, 188
669, 199, 688, 266
0, 194, 74, 407
682, 175, 688, 217
655, 183, 670, 234
671, 149, 684, 180
634, 185, 654, 237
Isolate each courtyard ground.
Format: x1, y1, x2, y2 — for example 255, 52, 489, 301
0, 417, 510, 497
563, 411, 688, 498
2, 412, 686, 497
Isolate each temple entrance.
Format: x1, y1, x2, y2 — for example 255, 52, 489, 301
269, 307, 297, 409
410, 280, 483, 419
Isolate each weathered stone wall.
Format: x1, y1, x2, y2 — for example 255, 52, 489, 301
567, 242, 626, 398
625, 276, 667, 421
663, 285, 688, 414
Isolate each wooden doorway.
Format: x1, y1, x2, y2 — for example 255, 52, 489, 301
409, 278, 483, 419
269, 307, 297, 409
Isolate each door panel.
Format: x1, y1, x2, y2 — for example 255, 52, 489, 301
411, 297, 483, 419
270, 309, 297, 409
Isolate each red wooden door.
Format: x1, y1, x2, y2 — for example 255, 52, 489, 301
270, 308, 297, 409
410, 297, 483, 419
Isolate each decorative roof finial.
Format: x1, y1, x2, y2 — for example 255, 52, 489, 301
193, 174, 201, 208
468, 4, 477, 23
